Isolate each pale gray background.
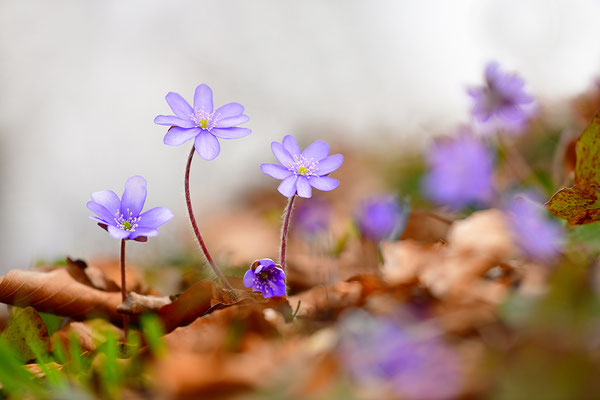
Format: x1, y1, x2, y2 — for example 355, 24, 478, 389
1, 0, 599, 271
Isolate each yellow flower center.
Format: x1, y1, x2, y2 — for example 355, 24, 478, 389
121, 220, 132, 230
198, 118, 209, 129
298, 166, 308, 175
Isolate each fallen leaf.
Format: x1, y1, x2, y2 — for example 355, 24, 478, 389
117, 292, 173, 315
1, 307, 49, 362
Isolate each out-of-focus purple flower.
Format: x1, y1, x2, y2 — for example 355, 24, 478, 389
506, 194, 564, 263
243, 258, 286, 298
423, 132, 495, 210
338, 311, 462, 400
260, 135, 343, 198
356, 195, 409, 242
154, 84, 251, 161
293, 197, 332, 235
87, 176, 174, 241
468, 62, 535, 135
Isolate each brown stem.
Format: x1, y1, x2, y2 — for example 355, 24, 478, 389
120, 239, 129, 340
185, 145, 233, 290
279, 195, 296, 275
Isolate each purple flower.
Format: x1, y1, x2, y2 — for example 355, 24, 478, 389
260, 135, 343, 198
87, 176, 174, 241
356, 195, 409, 242
506, 194, 564, 263
293, 197, 332, 235
468, 62, 535, 135
243, 258, 286, 298
154, 84, 251, 161
423, 132, 494, 210
338, 312, 462, 400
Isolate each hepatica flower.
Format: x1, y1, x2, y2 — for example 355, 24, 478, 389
293, 197, 332, 236
87, 176, 174, 241
506, 194, 564, 263
154, 84, 251, 160
261, 135, 343, 198
243, 259, 286, 298
338, 311, 462, 400
468, 62, 535, 135
357, 195, 409, 242
423, 132, 494, 210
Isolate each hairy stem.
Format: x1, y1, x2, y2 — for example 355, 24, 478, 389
120, 239, 129, 340
279, 195, 296, 275
185, 145, 233, 289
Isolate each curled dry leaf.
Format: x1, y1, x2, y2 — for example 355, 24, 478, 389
289, 281, 363, 321
117, 292, 173, 315
0, 267, 123, 325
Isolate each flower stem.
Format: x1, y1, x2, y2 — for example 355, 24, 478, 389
279, 195, 296, 275
120, 239, 129, 340
185, 145, 233, 290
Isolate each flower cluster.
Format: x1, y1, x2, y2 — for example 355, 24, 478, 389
423, 131, 495, 210
87, 175, 173, 241
468, 61, 535, 135
154, 84, 251, 160
243, 259, 286, 298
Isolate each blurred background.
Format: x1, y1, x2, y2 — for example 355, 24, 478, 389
0, 0, 599, 271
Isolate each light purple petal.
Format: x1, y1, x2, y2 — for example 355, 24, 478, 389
165, 92, 193, 119
90, 190, 120, 215
260, 163, 293, 180
138, 207, 174, 229
129, 228, 159, 240
296, 176, 312, 198
211, 127, 252, 139
154, 115, 195, 129
277, 175, 298, 198
270, 281, 286, 297
89, 216, 107, 225
259, 259, 277, 268
215, 102, 244, 119
108, 225, 130, 239
282, 135, 301, 156
193, 84, 213, 114
302, 140, 329, 161
317, 154, 343, 175
87, 201, 115, 224
309, 176, 339, 191
164, 127, 201, 146
194, 132, 220, 161
243, 269, 256, 288
214, 114, 249, 128
271, 142, 294, 167
120, 175, 147, 216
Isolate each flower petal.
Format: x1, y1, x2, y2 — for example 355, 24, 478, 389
164, 127, 201, 146
210, 127, 252, 139
154, 115, 195, 128
271, 142, 294, 167
260, 163, 293, 180
296, 176, 312, 198
243, 269, 256, 288
108, 225, 130, 239
282, 135, 301, 156
215, 102, 244, 119
214, 114, 249, 128
165, 92, 193, 119
138, 207, 174, 229
317, 154, 343, 175
193, 84, 213, 113
270, 280, 286, 297
87, 201, 115, 224
129, 227, 159, 240
120, 175, 147, 216
302, 140, 329, 161
309, 176, 339, 191
277, 175, 298, 198
194, 132, 221, 161
91, 190, 120, 215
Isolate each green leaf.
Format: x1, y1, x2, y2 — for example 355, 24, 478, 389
1, 307, 49, 363
575, 112, 600, 187
546, 186, 600, 224
546, 112, 600, 225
